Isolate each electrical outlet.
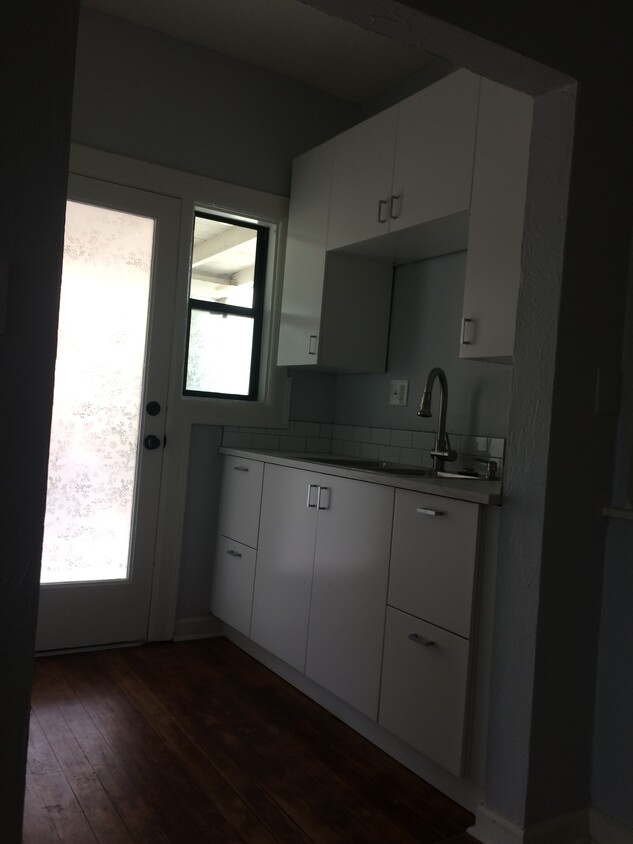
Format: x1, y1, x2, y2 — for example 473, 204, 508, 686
389, 379, 409, 406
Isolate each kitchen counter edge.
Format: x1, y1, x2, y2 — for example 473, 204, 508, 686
219, 448, 502, 505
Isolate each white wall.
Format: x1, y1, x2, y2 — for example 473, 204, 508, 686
332, 251, 512, 437
72, 7, 359, 196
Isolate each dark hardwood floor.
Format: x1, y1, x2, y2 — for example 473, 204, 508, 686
24, 637, 476, 843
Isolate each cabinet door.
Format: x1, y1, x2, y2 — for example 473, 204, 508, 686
250, 464, 319, 672
388, 490, 480, 638
217, 456, 264, 548
391, 70, 479, 233
305, 477, 394, 719
379, 607, 470, 776
461, 78, 533, 362
277, 142, 333, 367
327, 106, 398, 250
211, 536, 257, 636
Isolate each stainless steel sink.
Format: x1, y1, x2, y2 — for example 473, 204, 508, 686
298, 455, 485, 479
298, 456, 438, 477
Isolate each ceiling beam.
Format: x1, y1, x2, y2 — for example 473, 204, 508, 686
192, 226, 256, 267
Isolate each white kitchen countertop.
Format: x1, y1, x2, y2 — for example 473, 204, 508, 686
220, 448, 502, 505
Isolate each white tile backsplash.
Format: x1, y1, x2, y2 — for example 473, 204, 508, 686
222, 420, 505, 477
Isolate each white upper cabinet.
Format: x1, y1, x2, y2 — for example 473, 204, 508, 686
461, 78, 534, 362
390, 70, 479, 233
277, 142, 393, 373
327, 70, 479, 251
326, 106, 398, 250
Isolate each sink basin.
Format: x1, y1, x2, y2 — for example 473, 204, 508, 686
299, 456, 437, 477
298, 455, 486, 480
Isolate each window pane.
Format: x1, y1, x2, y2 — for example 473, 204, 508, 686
186, 309, 254, 396
191, 215, 256, 308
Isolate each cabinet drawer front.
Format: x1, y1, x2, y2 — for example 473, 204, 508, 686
211, 537, 257, 637
379, 607, 470, 776
389, 489, 480, 637
217, 456, 264, 548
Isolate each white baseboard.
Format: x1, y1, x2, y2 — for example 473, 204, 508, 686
589, 808, 633, 844
468, 805, 589, 844
173, 614, 222, 641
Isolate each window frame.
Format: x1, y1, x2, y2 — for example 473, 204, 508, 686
183, 210, 270, 401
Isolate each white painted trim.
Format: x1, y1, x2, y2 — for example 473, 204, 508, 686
589, 808, 633, 844
469, 805, 589, 844
173, 614, 223, 641
67, 145, 291, 643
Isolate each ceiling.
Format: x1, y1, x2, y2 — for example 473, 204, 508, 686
81, 0, 436, 103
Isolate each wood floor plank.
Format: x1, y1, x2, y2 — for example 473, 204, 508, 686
58, 655, 239, 842
26, 638, 475, 844
126, 645, 354, 844
174, 639, 466, 842
31, 668, 134, 843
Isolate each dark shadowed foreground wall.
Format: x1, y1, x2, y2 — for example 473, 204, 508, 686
0, 2, 79, 839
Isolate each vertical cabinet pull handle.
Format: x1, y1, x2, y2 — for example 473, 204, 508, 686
307, 484, 319, 508
390, 194, 401, 219
461, 317, 474, 345
317, 486, 330, 510
308, 334, 318, 356
408, 633, 436, 647
377, 198, 389, 223
416, 506, 443, 517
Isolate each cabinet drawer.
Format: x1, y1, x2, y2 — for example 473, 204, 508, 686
211, 536, 257, 637
217, 456, 264, 548
388, 489, 480, 638
379, 607, 470, 776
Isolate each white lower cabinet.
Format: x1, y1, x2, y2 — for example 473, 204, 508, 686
305, 476, 394, 719
211, 537, 257, 636
214, 453, 488, 779
379, 607, 470, 776
211, 456, 264, 637
251, 463, 394, 705
250, 464, 320, 672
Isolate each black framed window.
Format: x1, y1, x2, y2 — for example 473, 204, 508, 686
183, 210, 269, 400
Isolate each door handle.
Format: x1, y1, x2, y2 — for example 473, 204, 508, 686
408, 633, 436, 647
317, 486, 330, 510
143, 434, 162, 450
307, 484, 319, 508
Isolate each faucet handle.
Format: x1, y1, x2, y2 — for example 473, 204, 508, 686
474, 458, 498, 480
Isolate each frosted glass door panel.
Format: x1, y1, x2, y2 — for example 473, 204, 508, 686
41, 202, 154, 584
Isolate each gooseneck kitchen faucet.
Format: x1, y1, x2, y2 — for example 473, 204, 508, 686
418, 367, 457, 473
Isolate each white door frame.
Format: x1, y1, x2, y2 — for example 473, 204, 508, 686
68, 145, 289, 642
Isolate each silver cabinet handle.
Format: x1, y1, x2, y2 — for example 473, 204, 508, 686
377, 198, 389, 223
408, 633, 435, 647
416, 506, 443, 517
317, 486, 330, 510
233, 465, 249, 472
307, 484, 319, 508
226, 549, 242, 558
390, 194, 401, 219
461, 317, 474, 345
308, 334, 318, 355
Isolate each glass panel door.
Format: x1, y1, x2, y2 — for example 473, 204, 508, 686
35, 175, 181, 652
